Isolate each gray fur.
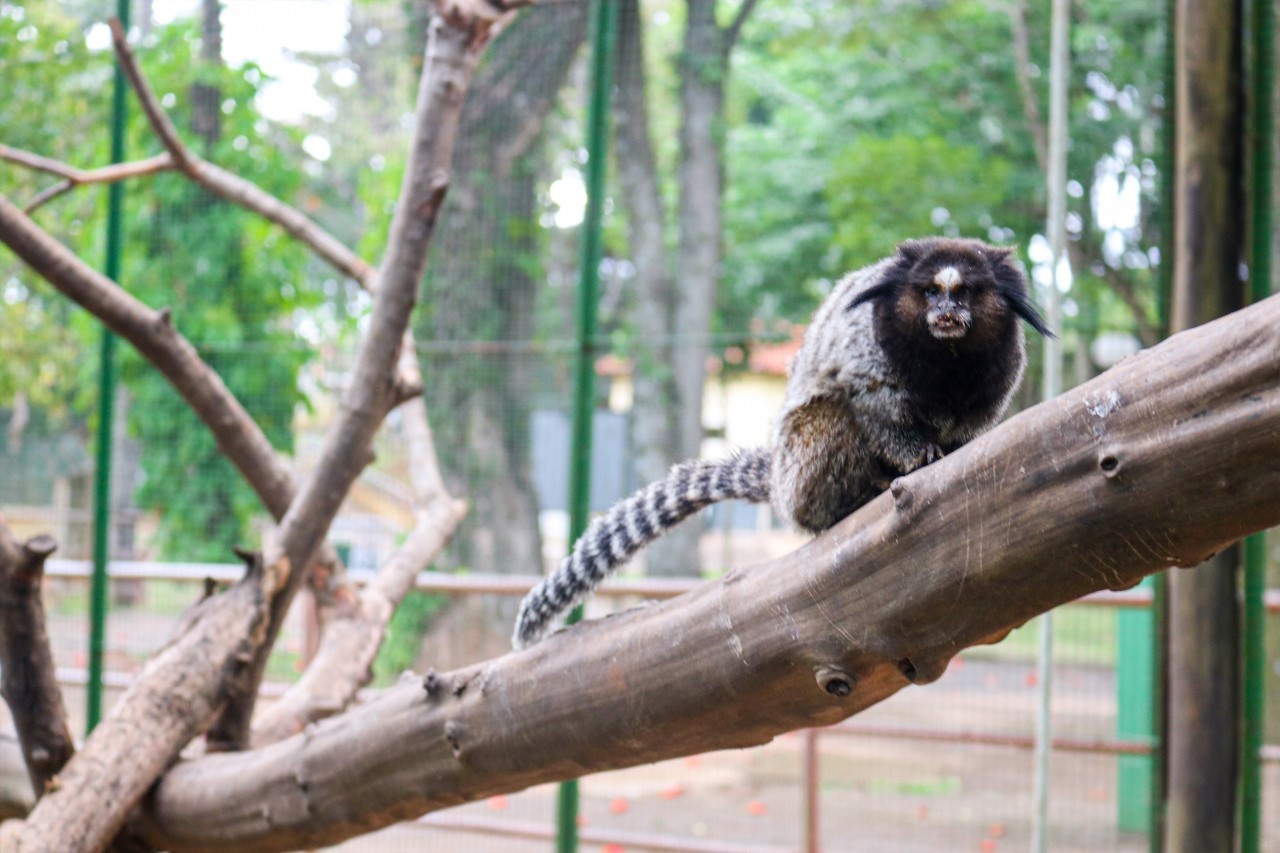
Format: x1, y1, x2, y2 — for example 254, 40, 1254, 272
512, 449, 771, 647
512, 238, 1038, 648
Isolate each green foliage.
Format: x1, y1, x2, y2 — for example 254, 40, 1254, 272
828, 135, 1013, 269
0, 4, 103, 424
372, 589, 448, 683
722, 0, 1167, 347
115, 21, 320, 560
0, 8, 331, 561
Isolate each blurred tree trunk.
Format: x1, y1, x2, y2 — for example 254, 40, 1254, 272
415, 1, 589, 657
1164, 0, 1244, 850
617, 0, 758, 579
613, 0, 689, 575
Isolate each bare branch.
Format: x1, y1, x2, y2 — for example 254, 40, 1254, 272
0, 572, 270, 852
248, 488, 466, 747
722, 0, 763, 54
134, 293, 1280, 852
249, 389, 467, 746
207, 3, 506, 751
106, 18, 375, 288
0, 144, 174, 213
0, 518, 73, 795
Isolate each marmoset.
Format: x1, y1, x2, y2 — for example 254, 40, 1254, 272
513, 237, 1051, 648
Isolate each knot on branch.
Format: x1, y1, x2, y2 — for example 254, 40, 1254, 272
890, 479, 914, 512
444, 720, 466, 760
233, 547, 265, 581
895, 655, 948, 685
813, 666, 854, 698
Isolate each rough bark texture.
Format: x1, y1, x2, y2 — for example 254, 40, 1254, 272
134, 294, 1280, 853
1165, 1, 1245, 850
0, 522, 73, 795
0, 567, 269, 852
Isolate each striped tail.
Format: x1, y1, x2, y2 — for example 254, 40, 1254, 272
512, 448, 772, 648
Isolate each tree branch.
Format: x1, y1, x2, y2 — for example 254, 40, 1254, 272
0, 517, 73, 795
0, 145, 174, 214
0, 194, 298, 529
0, 560, 271, 852
722, 0, 762, 54
106, 18, 376, 289
249, 383, 466, 746
206, 0, 509, 752
134, 293, 1280, 852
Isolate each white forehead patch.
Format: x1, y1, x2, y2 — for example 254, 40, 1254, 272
933, 266, 962, 289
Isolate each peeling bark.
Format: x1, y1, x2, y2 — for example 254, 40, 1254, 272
135, 294, 1280, 852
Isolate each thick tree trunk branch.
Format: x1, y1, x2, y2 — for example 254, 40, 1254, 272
0, 562, 271, 852
0, 518, 73, 795
207, 1, 511, 752
133, 294, 1280, 852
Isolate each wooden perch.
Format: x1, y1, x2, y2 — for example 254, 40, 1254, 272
0, 519, 73, 795
131, 294, 1280, 852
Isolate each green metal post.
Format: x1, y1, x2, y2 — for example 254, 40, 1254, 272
1116, 577, 1157, 832
556, 1, 616, 850
1241, 1, 1274, 848
1147, 2, 1175, 847
87, 0, 131, 734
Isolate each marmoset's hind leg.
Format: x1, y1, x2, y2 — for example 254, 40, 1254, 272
771, 394, 882, 534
